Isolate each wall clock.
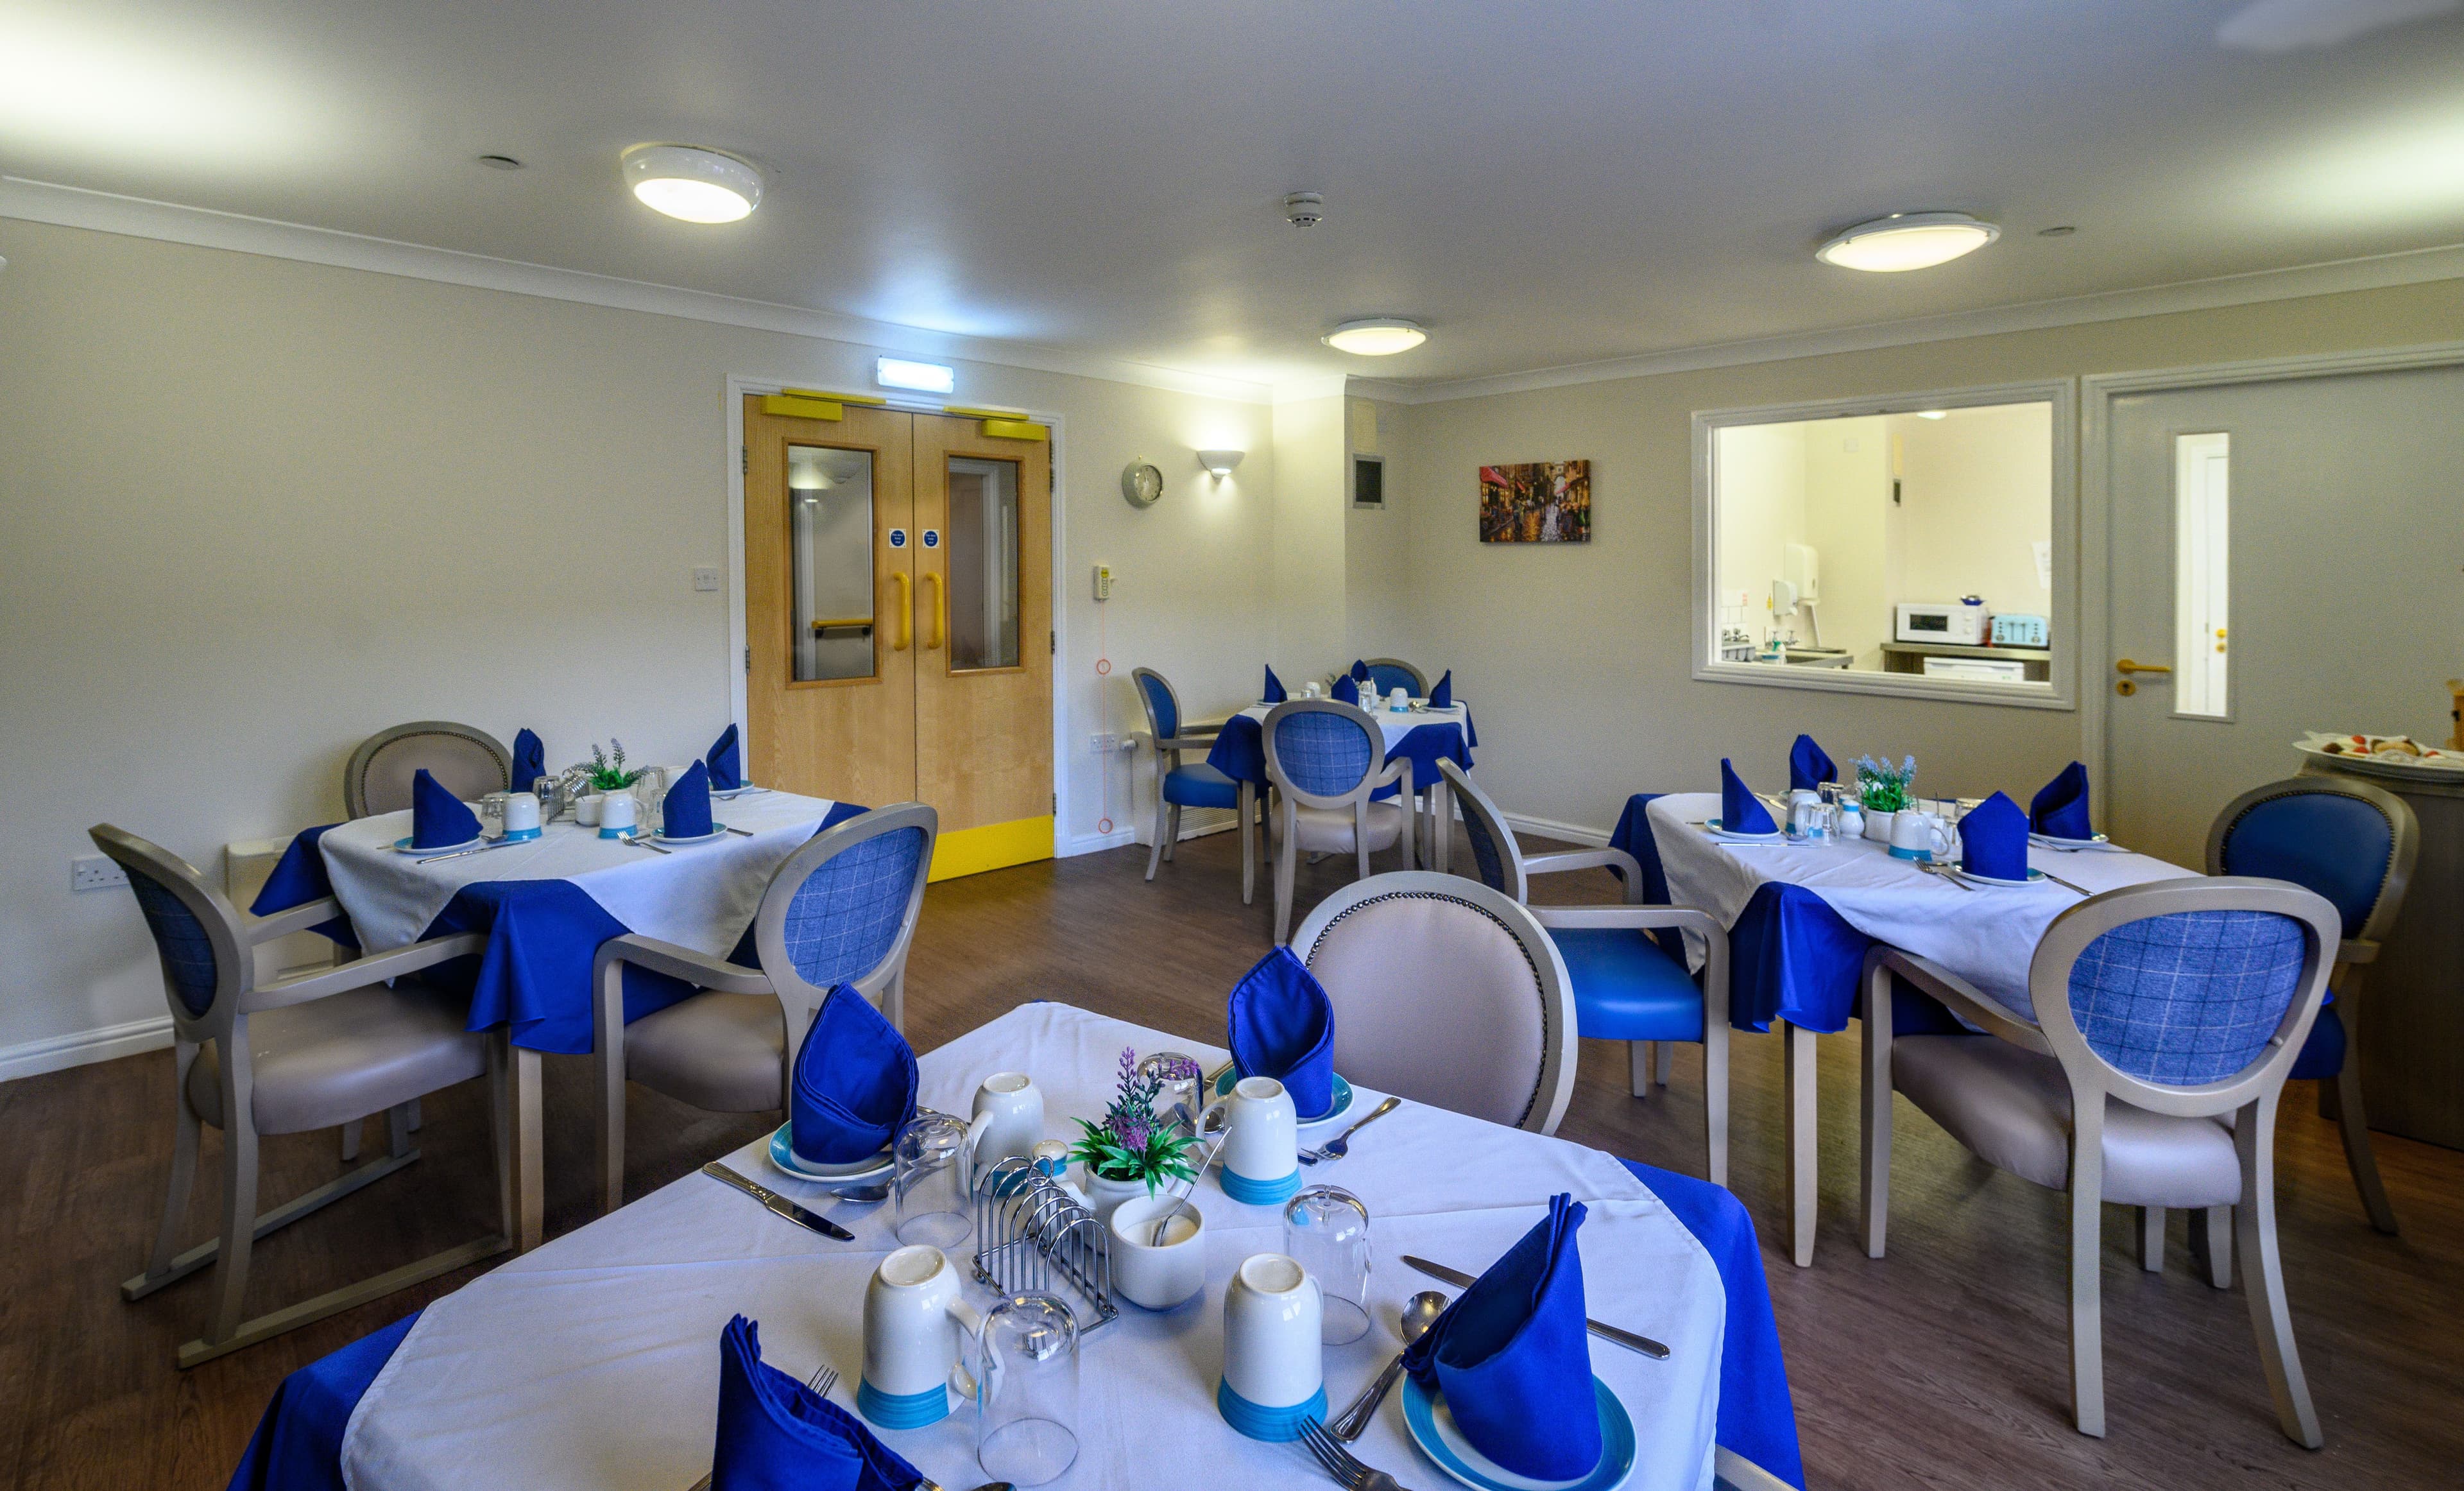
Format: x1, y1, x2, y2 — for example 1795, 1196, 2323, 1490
1121, 460, 1164, 508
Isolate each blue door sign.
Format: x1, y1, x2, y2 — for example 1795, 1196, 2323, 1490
922, 529, 941, 549
889, 528, 907, 549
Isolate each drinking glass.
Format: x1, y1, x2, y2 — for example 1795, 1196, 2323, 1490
634, 766, 669, 834
532, 775, 563, 823
968, 1292, 1079, 1486
1136, 1051, 1202, 1132
479, 791, 508, 826
894, 1114, 973, 1249
1282, 1185, 1371, 1344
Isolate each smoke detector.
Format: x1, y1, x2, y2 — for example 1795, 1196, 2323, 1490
1283, 192, 1324, 228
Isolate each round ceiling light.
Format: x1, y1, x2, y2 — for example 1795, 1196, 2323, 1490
1815, 212, 1999, 272
622, 144, 764, 224
1322, 318, 1428, 356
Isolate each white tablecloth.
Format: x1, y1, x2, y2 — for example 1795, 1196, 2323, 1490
1238, 702, 1472, 754
340, 1003, 1725, 1491
1647, 792, 2196, 1021
317, 789, 844, 956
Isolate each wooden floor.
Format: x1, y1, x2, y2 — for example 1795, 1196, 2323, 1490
3, 827, 2458, 1489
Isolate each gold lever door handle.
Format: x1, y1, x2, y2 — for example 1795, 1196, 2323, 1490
2114, 658, 2172, 675
922, 571, 945, 651
891, 571, 911, 651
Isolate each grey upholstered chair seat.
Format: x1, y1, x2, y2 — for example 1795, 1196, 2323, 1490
1282, 799, 1408, 854
184, 980, 487, 1137
620, 992, 787, 1113
1894, 1035, 2240, 1209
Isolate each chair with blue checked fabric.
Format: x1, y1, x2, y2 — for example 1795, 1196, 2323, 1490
1360, 658, 1428, 699
1439, 760, 1733, 1183
89, 824, 513, 1368
590, 803, 936, 1214
1262, 700, 1416, 944
2207, 774, 2415, 1237
1860, 877, 2341, 1445
1131, 667, 1260, 903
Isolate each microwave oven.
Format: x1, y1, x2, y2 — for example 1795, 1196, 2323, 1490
1895, 602, 1987, 646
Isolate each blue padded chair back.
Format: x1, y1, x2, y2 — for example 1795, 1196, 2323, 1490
126, 866, 223, 1019
780, 826, 930, 989
2214, 791, 2395, 941
1272, 709, 1374, 797
1363, 662, 1420, 699
1458, 797, 1512, 895
1134, 670, 1179, 742
2067, 909, 2309, 1085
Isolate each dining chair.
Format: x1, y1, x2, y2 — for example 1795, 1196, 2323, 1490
1439, 760, 1733, 1183
1290, 870, 1577, 1135
1858, 877, 2340, 1445
344, 720, 513, 817
1360, 658, 1428, 698
590, 804, 936, 1214
1262, 700, 1415, 944
1131, 667, 1260, 903
89, 825, 513, 1369
2206, 774, 2415, 1238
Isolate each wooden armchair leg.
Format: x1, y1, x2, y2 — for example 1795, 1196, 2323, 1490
2189, 1205, 2232, 1289
1860, 976, 1893, 1261
1627, 1042, 1652, 1099
1704, 1025, 1730, 1189
2237, 1099, 2323, 1448
1273, 825, 1298, 945
1239, 785, 1257, 906
1145, 788, 1170, 881
339, 1117, 361, 1162
1164, 804, 1183, 863
2137, 1207, 2164, 1273
2068, 1175, 2107, 1436
2332, 1065, 2399, 1235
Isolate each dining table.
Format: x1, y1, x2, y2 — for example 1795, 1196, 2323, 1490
1616, 790, 2198, 1267
248, 787, 865, 1250
227, 1001, 1804, 1491
1206, 701, 1477, 870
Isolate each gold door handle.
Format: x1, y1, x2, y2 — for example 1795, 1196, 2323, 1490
891, 571, 911, 651
2114, 658, 2172, 675
922, 571, 945, 651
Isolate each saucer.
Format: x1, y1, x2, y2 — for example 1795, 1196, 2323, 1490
1960, 866, 2047, 887
1703, 818, 1781, 843
394, 834, 483, 855
1401, 1374, 1635, 1491
1213, 1069, 1354, 1128
653, 823, 730, 845
767, 1124, 894, 1183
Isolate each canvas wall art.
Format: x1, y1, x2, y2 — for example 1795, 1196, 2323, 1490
1478, 460, 1591, 543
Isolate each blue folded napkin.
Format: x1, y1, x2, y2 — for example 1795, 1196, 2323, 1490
1720, 759, 1777, 835
1403, 1194, 1601, 1481
509, 728, 545, 795
790, 987, 920, 1166
1960, 791, 2029, 881
1332, 675, 1360, 707
2030, 761, 2093, 840
1349, 659, 1371, 682
714, 1315, 923, 1491
663, 759, 715, 840
409, 769, 483, 849
1787, 734, 1836, 792
1263, 665, 1288, 704
1226, 947, 1335, 1117
1428, 669, 1452, 709
707, 724, 744, 793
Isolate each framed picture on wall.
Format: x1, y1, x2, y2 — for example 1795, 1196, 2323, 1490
1478, 460, 1590, 543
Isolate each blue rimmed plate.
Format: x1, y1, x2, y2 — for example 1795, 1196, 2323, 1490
394, 834, 483, 856
1401, 1374, 1635, 1491
652, 822, 731, 846
1702, 818, 1782, 844
1213, 1069, 1354, 1128
766, 1123, 893, 1184
1960, 866, 2048, 887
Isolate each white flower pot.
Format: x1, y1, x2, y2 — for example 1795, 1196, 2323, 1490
1079, 1168, 1157, 1228
575, 793, 604, 827
1862, 807, 1897, 843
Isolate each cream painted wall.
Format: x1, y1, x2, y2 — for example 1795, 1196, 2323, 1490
1269, 392, 1349, 682
1712, 423, 1805, 635
1388, 279, 2464, 838
1801, 418, 1890, 666
0, 216, 1276, 1062
1889, 404, 2053, 622
1344, 397, 1416, 669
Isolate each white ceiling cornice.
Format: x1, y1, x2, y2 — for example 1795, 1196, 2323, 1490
0, 175, 1276, 406
1349, 239, 2464, 406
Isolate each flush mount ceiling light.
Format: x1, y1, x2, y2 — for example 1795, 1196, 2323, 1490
1322, 318, 1427, 356
622, 144, 763, 223
1815, 212, 1999, 272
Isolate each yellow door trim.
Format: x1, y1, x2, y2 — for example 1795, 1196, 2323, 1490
927, 814, 1054, 882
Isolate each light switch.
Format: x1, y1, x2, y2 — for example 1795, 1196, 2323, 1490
692, 567, 721, 592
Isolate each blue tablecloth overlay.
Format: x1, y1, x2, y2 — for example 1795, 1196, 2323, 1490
224, 1158, 1802, 1491
251, 803, 869, 1055
1607, 795, 1967, 1038
1205, 712, 1473, 803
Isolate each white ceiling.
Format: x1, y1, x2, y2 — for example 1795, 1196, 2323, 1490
4, 0, 2462, 390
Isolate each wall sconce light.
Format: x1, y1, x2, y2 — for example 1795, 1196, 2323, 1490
1197, 449, 1245, 480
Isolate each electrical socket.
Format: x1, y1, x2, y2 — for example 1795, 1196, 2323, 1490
692, 566, 722, 592
71, 854, 128, 892
1090, 732, 1119, 755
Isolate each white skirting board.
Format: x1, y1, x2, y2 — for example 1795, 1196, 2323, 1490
0, 1013, 173, 1084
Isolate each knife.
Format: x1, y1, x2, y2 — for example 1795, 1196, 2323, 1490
1401, 1255, 1669, 1359
702, 1162, 855, 1241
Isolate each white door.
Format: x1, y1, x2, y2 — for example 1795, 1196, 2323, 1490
2100, 361, 2464, 866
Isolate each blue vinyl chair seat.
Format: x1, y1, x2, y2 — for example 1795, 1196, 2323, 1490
2289, 1002, 2343, 1082
1548, 927, 1706, 1043
1163, 763, 1242, 810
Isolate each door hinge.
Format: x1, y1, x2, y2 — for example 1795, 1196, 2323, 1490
1052, 792, 1057, 814
743, 644, 751, 673
1049, 629, 1056, 655
740, 445, 748, 476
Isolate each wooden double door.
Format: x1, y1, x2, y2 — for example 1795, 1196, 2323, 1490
744, 395, 1052, 879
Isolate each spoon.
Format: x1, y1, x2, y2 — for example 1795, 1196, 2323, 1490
1328, 1291, 1448, 1442
828, 1180, 891, 1203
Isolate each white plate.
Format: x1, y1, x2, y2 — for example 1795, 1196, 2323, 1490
393, 834, 483, 855
1959, 866, 2046, 887
767, 1124, 894, 1182
1214, 1069, 1354, 1128
1703, 818, 1781, 843
652, 822, 731, 845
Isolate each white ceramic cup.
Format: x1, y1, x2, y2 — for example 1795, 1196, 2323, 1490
1890, 810, 1951, 861
859, 1245, 986, 1428
501, 793, 542, 836
967, 1072, 1045, 1176
598, 791, 637, 836
1389, 686, 1410, 710
1222, 1253, 1322, 1409
1197, 1076, 1299, 1204
1107, 1193, 1208, 1309
1301, 681, 1322, 698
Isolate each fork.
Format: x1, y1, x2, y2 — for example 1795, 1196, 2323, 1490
1914, 860, 1975, 893
687, 1366, 839, 1490
1297, 1418, 1409, 1490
